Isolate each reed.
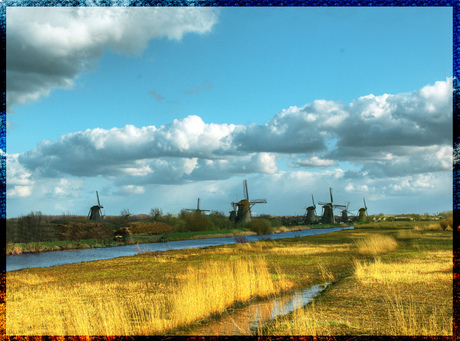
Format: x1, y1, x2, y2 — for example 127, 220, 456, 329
6, 257, 293, 335
354, 234, 398, 255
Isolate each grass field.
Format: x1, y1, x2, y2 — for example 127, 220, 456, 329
5, 220, 453, 336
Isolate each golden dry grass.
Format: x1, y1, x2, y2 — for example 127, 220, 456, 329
6, 257, 294, 335
265, 248, 452, 336
355, 234, 399, 255
6, 223, 453, 337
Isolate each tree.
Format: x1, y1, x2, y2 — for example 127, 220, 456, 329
150, 207, 163, 221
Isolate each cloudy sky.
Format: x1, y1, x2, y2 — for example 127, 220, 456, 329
6, 6, 453, 218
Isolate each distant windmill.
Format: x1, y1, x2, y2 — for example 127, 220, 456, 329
357, 198, 368, 222
88, 191, 104, 221
318, 188, 347, 224
230, 180, 267, 224
186, 198, 210, 214
305, 194, 317, 224
318, 188, 335, 224
341, 202, 351, 223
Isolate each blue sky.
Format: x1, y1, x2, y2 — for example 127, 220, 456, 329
6, 6, 453, 218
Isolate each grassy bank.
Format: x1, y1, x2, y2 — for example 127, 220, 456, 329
5, 221, 452, 336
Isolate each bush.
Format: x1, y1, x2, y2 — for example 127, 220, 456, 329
128, 221, 174, 235
259, 215, 283, 228
14, 211, 53, 243
57, 222, 112, 241
247, 218, 273, 235
180, 210, 209, 232
207, 211, 233, 230
439, 220, 448, 231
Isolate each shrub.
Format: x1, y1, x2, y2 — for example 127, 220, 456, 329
207, 211, 233, 230
14, 211, 53, 243
180, 210, 209, 232
439, 220, 448, 231
247, 219, 273, 235
128, 221, 174, 235
57, 223, 112, 241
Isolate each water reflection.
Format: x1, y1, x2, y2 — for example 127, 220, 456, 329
179, 283, 329, 336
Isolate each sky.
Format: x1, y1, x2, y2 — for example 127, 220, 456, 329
5, 6, 453, 218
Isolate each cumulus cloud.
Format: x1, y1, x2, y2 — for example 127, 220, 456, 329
288, 156, 338, 168
12, 79, 452, 195
336, 78, 453, 151
6, 7, 219, 112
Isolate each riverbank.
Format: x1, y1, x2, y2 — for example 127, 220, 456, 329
5, 221, 452, 336
6, 223, 345, 255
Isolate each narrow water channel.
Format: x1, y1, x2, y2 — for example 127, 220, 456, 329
7, 227, 353, 271
176, 282, 329, 336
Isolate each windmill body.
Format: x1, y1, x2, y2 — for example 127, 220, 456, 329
340, 202, 350, 223
357, 198, 368, 222
305, 194, 317, 224
231, 180, 267, 224
318, 188, 335, 224
318, 188, 348, 224
88, 191, 104, 221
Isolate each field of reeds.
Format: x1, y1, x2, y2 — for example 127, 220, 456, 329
5, 220, 453, 336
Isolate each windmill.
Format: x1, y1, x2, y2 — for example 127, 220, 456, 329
186, 198, 210, 214
341, 202, 351, 223
318, 188, 335, 224
230, 180, 267, 224
318, 188, 347, 224
357, 198, 368, 222
88, 191, 104, 221
304, 194, 317, 224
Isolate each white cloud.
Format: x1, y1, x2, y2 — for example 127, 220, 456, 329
120, 185, 145, 195
6, 7, 219, 112
290, 156, 338, 168
15, 79, 452, 187
7, 79, 453, 216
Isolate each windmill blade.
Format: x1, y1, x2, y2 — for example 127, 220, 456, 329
96, 191, 101, 206
346, 201, 350, 210
312, 194, 316, 208
197, 198, 200, 210
250, 199, 267, 204
329, 188, 333, 204
243, 180, 249, 201
363, 198, 367, 210
318, 201, 329, 206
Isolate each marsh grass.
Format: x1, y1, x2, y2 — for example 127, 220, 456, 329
6, 257, 294, 335
355, 234, 399, 255
261, 225, 452, 336
6, 222, 453, 336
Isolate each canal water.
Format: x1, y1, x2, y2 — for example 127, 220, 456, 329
7, 226, 353, 272
175, 283, 330, 335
